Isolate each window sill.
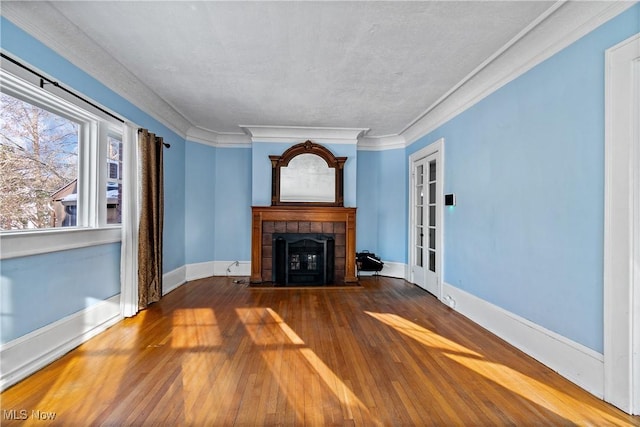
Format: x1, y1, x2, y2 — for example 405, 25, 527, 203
0, 227, 122, 260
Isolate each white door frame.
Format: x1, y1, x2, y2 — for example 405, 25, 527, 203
408, 138, 445, 299
604, 32, 640, 415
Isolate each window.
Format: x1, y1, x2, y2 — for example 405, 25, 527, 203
0, 69, 123, 258
107, 135, 123, 225
0, 92, 79, 229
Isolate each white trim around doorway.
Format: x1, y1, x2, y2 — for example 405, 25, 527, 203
408, 138, 445, 300
604, 32, 640, 415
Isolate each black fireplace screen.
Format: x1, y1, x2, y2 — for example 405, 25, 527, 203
273, 234, 335, 285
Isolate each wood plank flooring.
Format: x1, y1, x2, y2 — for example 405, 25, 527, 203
2, 276, 639, 426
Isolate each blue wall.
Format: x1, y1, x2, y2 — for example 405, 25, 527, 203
213, 147, 252, 261
356, 148, 407, 262
185, 142, 252, 264
252, 142, 358, 207
407, 5, 640, 353
0, 244, 121, 343
163, 138, 186, 273
2, 5, 638, 354
185, 141, 217, 264
0, 17, 186, 342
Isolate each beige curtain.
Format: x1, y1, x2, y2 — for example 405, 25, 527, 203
137, 129, 164, 309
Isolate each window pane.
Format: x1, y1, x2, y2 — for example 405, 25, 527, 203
429, 161, 436, 182
0, 93, 79, 230
107, 135, 122, 224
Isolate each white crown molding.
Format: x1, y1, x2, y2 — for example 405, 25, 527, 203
242, 125, 368, 145
1, 1, 192, 139
186, 126, 251, 148
402, 1, 637, 146
3, 1, 634, 151
358, 135, 406, 151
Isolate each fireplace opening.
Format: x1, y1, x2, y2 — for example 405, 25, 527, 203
273, 233, 335, 286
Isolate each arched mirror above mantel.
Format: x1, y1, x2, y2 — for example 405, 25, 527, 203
269, 140, 347, 206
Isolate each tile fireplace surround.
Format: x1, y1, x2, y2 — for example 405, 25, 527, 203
251, 206, 358, 285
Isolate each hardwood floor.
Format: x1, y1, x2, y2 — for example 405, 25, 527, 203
2, 276, 639, 426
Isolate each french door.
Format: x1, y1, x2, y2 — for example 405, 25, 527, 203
409, 141, 443, 297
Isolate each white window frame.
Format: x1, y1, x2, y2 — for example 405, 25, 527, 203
0, 70, 122, 260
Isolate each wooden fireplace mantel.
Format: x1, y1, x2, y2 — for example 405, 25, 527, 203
251, 206, 357, 284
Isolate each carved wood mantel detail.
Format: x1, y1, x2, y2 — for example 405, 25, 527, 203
251, 206, 357, 284
269, 140, 347, 207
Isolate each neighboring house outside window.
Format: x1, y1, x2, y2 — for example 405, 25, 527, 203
50, 180, 78, 227
0, 91, 79, 230
0, 69, 123, 258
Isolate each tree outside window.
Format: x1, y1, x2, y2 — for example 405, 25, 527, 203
0, 92, 78, 230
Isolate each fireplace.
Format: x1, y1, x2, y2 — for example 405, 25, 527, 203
251, 206, 358, 285
274, 234, 334, 286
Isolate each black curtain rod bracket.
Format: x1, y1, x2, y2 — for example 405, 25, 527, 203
39, 78, 59, 89
138, 128, 170, 149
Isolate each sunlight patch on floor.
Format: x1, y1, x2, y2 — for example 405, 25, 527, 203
445, 353, 623, 425
236, 307, 382, 425
265, 308, 305, 345
33, 310, 148, 421
171, 309, 228, 423
171, 308, 221, 349
365, 311, 481, 357
367, 311, 624, 425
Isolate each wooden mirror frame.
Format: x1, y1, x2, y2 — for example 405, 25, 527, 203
270, 140, 347, 207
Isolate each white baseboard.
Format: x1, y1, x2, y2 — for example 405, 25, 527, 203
358, 261, 408, 280
185, 260, 406, 282
185, 261, 216, 281
186, 260, 251, 281
185, 261, 215, 281
0, 262, 241, 392
163, 265, 186, 295
442, 282, 604, 398
0, 295, 122, 391
213, 260, 251, 277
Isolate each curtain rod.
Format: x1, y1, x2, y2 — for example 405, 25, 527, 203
1, 52, 125, 124
137, 128, 171, 148
2, 53, 170, 149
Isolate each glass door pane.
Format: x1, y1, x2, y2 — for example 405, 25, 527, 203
415, 163, 425, 268
427, 160, 437, 273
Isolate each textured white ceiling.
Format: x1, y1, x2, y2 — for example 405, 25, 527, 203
27, 1, 556, 139
5, 1, 630, 145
